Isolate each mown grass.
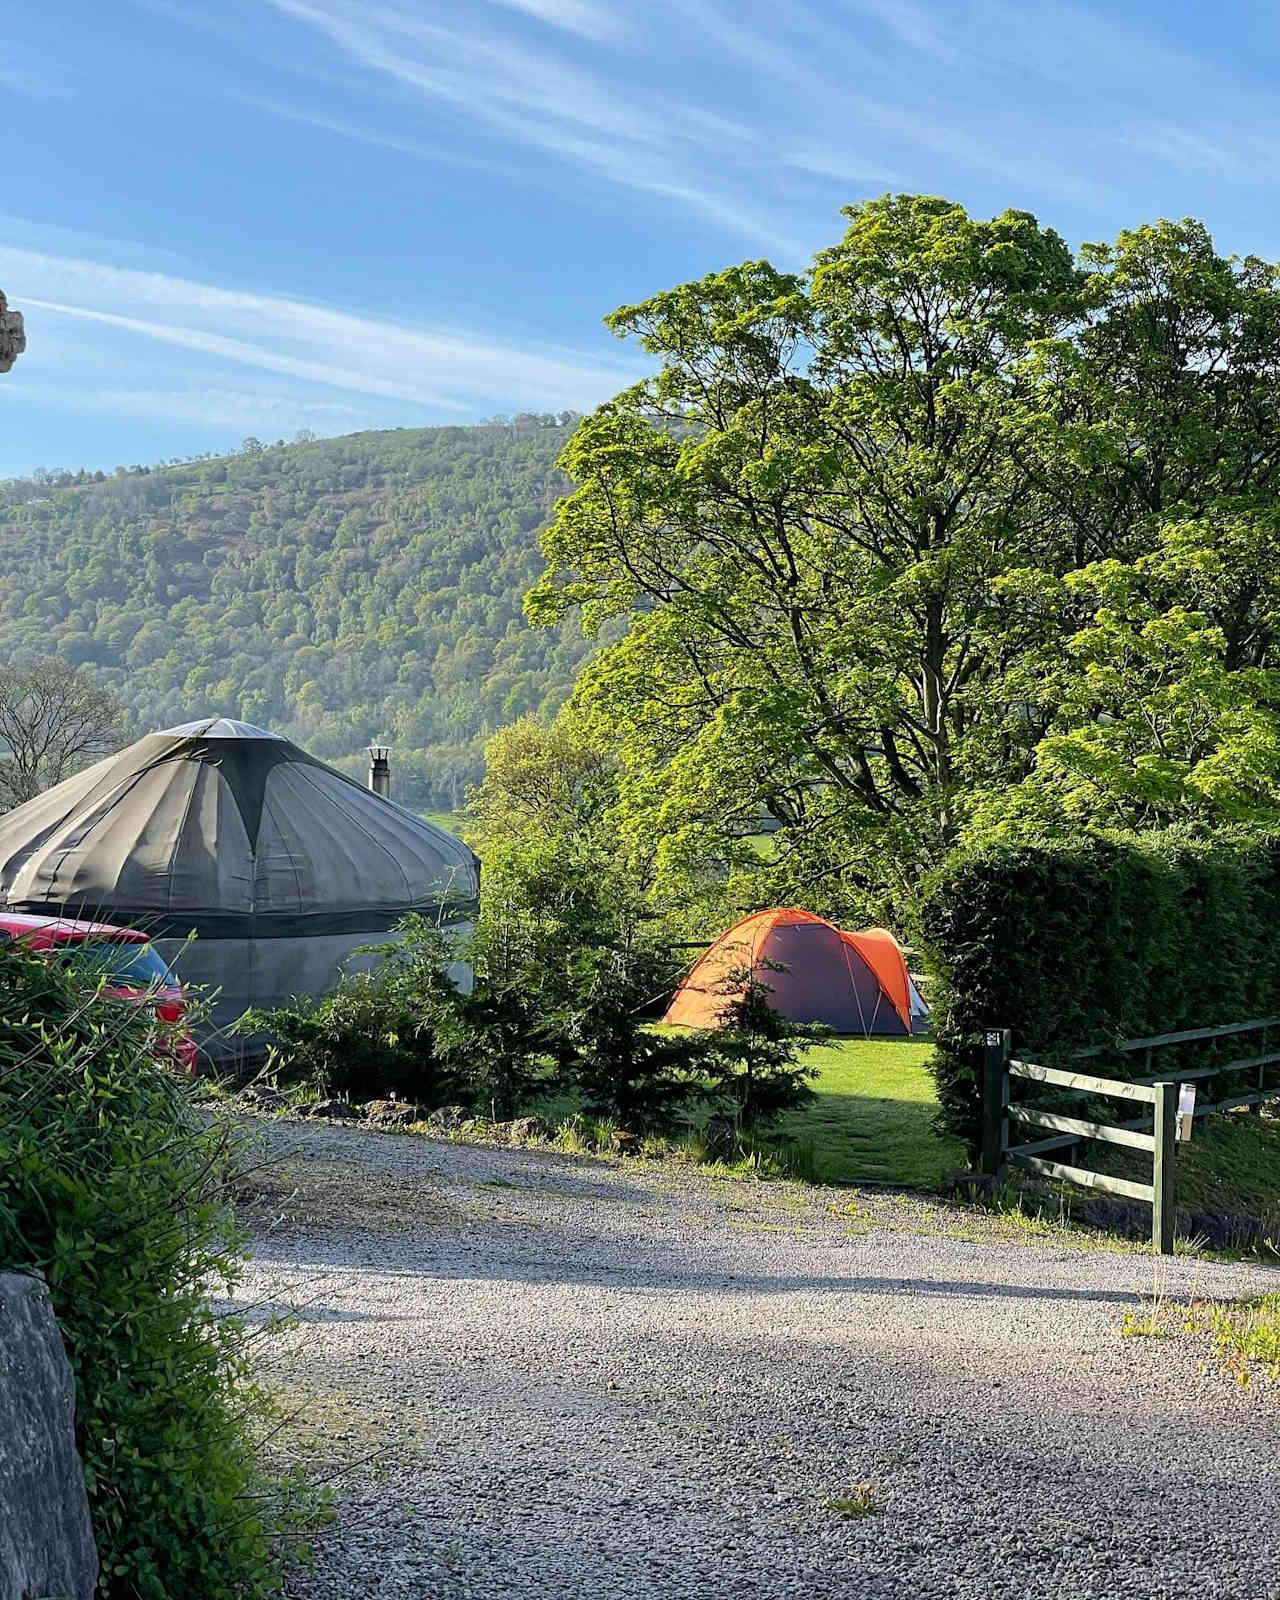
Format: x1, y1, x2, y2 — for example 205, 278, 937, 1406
1169, 1112, 1280, 1217
418, 810, 461, 834
781, 1038, 962, 1187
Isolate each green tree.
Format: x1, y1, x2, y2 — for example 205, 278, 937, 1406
529, 196, 1083, 916
529, 199, 1280, 911
703, 967, 824, 1129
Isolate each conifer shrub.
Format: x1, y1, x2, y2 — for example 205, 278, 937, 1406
559, 939, 711, 1131
0, 943, 280, 1598
703, 967, 826, 1128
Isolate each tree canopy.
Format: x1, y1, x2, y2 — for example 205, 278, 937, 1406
0, 417, 590, 809
528, 196, 1280, 924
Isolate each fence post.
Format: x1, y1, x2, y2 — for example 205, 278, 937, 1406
1152, 1081, 1177, 1256
980, 1029, 1011, 1181
1254, 1027, 1267, 1117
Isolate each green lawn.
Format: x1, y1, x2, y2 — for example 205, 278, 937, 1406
781, 1037, 964, 1187
419, 810, 461, 834
535, 1034, 959, 1188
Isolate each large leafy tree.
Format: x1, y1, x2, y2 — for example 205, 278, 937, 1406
529, 198, 1280, 921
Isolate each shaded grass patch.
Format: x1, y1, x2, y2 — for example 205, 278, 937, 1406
778, 1038, 962, 1186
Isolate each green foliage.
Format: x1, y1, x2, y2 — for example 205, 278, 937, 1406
0, 945, 277, 1597
529, 200, 1280, 918
825, 1485, 882, 1518
703, 967, 825, 1128
1203, 1294, 1280, 1381
982, 507, 1280, 835
0, 418, 590, 809
239, 915, 459, 1101
920, 832, 1280, 1152
429, 912, 554, 1118
461, 713, 617, 863
560, 940, 710, 1130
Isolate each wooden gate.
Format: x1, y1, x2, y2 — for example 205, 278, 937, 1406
980, 1018, 1280, 1254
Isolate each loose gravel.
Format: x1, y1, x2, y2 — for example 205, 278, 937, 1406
230, 1118, 1280, 1600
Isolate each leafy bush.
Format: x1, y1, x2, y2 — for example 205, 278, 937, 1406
920, 831, 1280, 1153
0, 944, 278, 1597
240, 915, 459, 1101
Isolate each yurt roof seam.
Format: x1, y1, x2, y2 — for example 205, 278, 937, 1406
260, 788, 306, 914
288, 763, 416, 905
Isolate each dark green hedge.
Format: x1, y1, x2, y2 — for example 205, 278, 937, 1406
919, 832, 1280, 1155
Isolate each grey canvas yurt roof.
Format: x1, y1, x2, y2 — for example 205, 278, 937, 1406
0, 719, 478, 1053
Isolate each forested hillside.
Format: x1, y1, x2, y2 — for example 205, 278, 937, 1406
0, 419, 594, 808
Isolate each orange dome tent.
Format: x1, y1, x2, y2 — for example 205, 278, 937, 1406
663, 908, 928, 1036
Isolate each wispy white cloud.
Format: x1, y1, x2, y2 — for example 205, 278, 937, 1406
785, 150, 906, 189
231, 92, 509, 175
1118, 123, 1246, 179
254, 0, 1152, 241
263, 0, 810, 255
0, 245, 643, 420
484, 0, 628, 44
12, 380, 373, 432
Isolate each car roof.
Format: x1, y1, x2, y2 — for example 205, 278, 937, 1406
0, 911, 150, 944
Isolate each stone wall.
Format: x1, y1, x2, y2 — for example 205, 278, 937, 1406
0, 1272, 98, 1600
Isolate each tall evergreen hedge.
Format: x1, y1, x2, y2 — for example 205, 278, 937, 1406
919, 832, 1280, 1154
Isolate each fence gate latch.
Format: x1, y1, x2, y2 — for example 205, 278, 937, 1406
1176, 1082, 1197, 1143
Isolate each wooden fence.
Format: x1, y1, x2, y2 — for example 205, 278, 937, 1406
980, 1017, 1280, 1254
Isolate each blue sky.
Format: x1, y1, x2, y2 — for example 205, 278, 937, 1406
2, 0, 1277, 475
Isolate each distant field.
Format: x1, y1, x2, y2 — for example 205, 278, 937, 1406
420, 811, 461, 834
782, 1037, 962, 1186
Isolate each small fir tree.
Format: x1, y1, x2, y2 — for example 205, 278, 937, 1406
562, 939, 711, 1131
705, 964, 825, 1129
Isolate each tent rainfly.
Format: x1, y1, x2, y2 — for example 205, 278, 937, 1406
663, 908, 929, 1036
0, 719, 479, 1057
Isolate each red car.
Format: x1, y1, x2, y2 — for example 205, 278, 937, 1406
0, 912, 199, 1072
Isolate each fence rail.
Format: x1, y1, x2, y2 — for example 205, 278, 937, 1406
981, 1015, 1280, 1254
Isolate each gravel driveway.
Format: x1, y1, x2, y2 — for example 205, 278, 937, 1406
231, 1118, 1280, 1600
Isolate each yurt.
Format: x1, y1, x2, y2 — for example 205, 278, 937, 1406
0, 719, 479, 1057
664, 908, 929, 1036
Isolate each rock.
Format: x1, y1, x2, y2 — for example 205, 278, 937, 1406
506, 1116, 550, 1144
702, 1115, 738, 1159
239, 1085, 286, 1111
0, 1272, 98, 1599
365, 1100, 425, 1128
302, 1098, 360, 1120
942, 1171, 1000, 1202
0, 293, 24, 375
427, 1104, 468, 1132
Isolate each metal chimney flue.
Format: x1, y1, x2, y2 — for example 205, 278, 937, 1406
367, 744, 391, 798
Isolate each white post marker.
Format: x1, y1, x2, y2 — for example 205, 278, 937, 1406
1176, 1082, 1197, 1143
